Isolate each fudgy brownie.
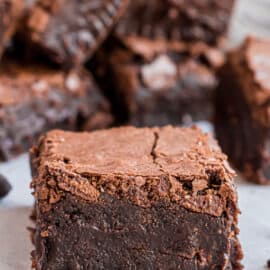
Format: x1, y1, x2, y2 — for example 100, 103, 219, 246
115, 0, 235, 46
92, 38, 223, 126
18, 0, 129, 66
0, 0, 24, 58
215, 37, 270, 185
0, 60, 111, 161
30, 126, 243, 269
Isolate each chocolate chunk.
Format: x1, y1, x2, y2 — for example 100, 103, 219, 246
0, 174, 12, 199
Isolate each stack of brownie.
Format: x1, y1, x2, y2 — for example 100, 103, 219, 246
0, 0, 130, 161
0, 0, 236, 160
90, 0, 235, 126
0, 0, 250, 268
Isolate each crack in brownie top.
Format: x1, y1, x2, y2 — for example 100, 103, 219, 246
33, 126, 233, 178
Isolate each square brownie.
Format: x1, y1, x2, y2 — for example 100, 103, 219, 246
215, 37, 270, 184
18, 0, 129, 66
30, 126, 242, 269
0, 0, 24, 58
115, 0, 235, 46
0, 60, 112, 161
92, 38, 223, 126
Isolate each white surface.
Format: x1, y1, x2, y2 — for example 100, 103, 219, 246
0, 153, 270, 270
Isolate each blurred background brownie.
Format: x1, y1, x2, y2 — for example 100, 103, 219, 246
115, 0, 235, 46
17, 0, 129, 66
91, 39, 223, 126
0, 0, 24, 58
0, 59, 112, 161
90, 0, 233, 127
215, 37, 270, 185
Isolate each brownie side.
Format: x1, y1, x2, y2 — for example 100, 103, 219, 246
19, 0, 129, 66
115, 0, 235, 46
215, 37, 270, 184
0, 0, 24, 58
32, 193, 241, 270
0, 62, 112, 161
91, 38, 223, 126
30, 127, 243, 269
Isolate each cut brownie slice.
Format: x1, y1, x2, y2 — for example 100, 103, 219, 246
91, 38, 223, 126
215, 37, 270, 185
30, 126, 243, 269
115, 0, 235, 46
0, 60, 111, 161
18, 0, 129, 66
0, 0, 24, 58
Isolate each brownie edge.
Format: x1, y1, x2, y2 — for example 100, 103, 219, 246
215, 37, 270, 184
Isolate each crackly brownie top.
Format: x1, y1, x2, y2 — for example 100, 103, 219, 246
35, 126, 233, 178
0, 60, 92, 106
23, 0, 129, 65
229, 36, 270, 127
115, 0, 234, 45
32, 126, 238, 215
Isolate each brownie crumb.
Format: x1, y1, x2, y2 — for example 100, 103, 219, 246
0, 174, 12, 199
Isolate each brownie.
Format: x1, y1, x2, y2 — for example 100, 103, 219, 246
0, 0, 24, 58
0, 174, 12, 199
18, 0, 129, 66
91, 38, 224, 126
30, 126, 243, 269
0, 60, 112, 161
115, 0, 235, 46
215, 37, 270, 185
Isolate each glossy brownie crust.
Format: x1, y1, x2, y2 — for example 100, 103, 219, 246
20, 0, 129, 66
92, 38, 223, 126
0, 61, 111, 161
215, 37, 270, 184
31, 127, 242, 269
